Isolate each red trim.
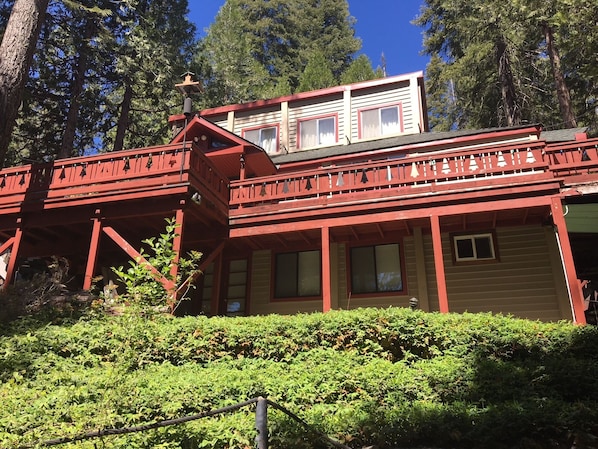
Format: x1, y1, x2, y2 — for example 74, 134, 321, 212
84, 217, 102, 290
357, 102, 404, 139
199, 72, 424, 117
297, 113, 339, 150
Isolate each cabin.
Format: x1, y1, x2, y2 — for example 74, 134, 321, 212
1, 71, 597, 324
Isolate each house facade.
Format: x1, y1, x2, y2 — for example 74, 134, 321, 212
1, 72, 597, 324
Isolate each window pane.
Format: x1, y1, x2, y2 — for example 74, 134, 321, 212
361, 109, 379, 139
275, 253, 297, 298
318, 118, 336, 145
230, 259, 247, 272
260, 127, 277, 153
300, 120, 318, 148
474, 236, 494, 259
456, 238, 474, 259
375, 244, 402, 291
298, 250, 321, 296
380, 107, 399, 135
351, 246, 376, 293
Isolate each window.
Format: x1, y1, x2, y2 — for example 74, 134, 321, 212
350, 244, 403, 294
225, 259, 248, 316
243, 126, 278, 154
453, 233, 496, 262
360, 104, 402, 139
299, 116, 336, 148
274, 250, 321, 298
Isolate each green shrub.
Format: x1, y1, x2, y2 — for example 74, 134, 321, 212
1, 308, 597, 448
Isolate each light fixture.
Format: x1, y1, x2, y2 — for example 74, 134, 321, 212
191, 191, 202, 205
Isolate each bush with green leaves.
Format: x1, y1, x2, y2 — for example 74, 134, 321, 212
110, 218, 202, 313
1, 308, 598, 448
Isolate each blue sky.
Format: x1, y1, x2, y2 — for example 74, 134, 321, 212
187, 0, 429, 77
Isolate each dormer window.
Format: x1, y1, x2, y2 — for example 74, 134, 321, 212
359, 103, 403, 139
299, 115, 337, 149
243, 125, 278, 154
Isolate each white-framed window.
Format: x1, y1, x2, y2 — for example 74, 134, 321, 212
299, 116, 336, 149
274, 250, 321, 298
360, 104, 402, 139
350, 243, 403, 294
453, 233, 497, 262
243, 126, 278, 154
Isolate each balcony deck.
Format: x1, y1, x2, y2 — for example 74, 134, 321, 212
0, 142, 230, 219
228, 138, 598, 226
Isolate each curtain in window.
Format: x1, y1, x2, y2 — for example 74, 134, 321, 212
319, 118, 335, 145
380, 107, 399, 135
361, 109, 379, 139
375, 244, 402, 291
300, 120, 318, 148
260, 127, 277, 153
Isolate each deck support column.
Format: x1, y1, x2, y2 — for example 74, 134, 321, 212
551, 197, 586, 324
321, 225, 331, 312
83, 214, 102, 290
170, 207, 185, 282
3, 223, 23, 287
430, 215, 449, 313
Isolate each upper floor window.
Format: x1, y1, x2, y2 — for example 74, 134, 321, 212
299, 116, 336, 149
452, 233, 497, 262
350, 243, 403, 294
274, 250, 321, 298
243, 126, 278, 154
360, 104, 403, 139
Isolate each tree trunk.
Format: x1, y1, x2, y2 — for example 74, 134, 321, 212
112, 82, 133, 151
58, 18, 96, 160
0, 0, 50, 167
496, 38, 520, 127
543, 22, 577, 128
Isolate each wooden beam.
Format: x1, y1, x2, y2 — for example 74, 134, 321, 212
430, 215, 449, 313
103, 226, 175, 292
170, 208, 185, 281
83, 217, 102, 290
4, 227, 23, 287
321, 226, 331, 312
550, 197, 586, 324
177, 240, 227, 298
375, 223, 384, 238
230, 195, 554, 238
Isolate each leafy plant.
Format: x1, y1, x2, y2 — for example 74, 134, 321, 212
110, 218, 202, 313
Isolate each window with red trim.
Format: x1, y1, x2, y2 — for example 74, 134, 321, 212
360, 104, 402, 139
274, 250, 321, 298
350, 243, 403, 294
243, 126, 278, 154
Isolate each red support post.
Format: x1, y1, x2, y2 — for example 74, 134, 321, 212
170, 208, 185, 281
4, 226, 23, 287
430, 215, 449, 313
321, 225, 331, 312
551, 197, 586, 324
83, 216, 102, 290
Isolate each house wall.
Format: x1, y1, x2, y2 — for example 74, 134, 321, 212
287, 94, 344, 151
246, 224, 572, 321
422, 225, 572, 321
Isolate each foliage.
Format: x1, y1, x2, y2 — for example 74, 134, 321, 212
1, 307, 597, 448
415, 0, 598, 131
110, 218, 202, 313
198, 0, 365, 105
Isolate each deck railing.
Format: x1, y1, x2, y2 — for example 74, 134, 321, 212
229, 141, 550, 208
545, 139, 598, 179
0, 142, 230, 212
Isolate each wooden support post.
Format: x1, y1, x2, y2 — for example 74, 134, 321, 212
430, 215, 449, 313
551, 197, 586, 324
170, 208, 185, 281
211, 252, 223, 316
4, 226, 23, 287
321, 225, 331, 312
83, 216, 102, 290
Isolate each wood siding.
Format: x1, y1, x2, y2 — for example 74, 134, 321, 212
423, 225, 571, 321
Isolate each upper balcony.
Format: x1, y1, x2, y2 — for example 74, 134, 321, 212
229, 137, 598, 224
0, 142, 230, 220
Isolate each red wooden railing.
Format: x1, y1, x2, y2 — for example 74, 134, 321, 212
0, 142, 230, 213
229, 141, 550, 208
544, 139, 598, 179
